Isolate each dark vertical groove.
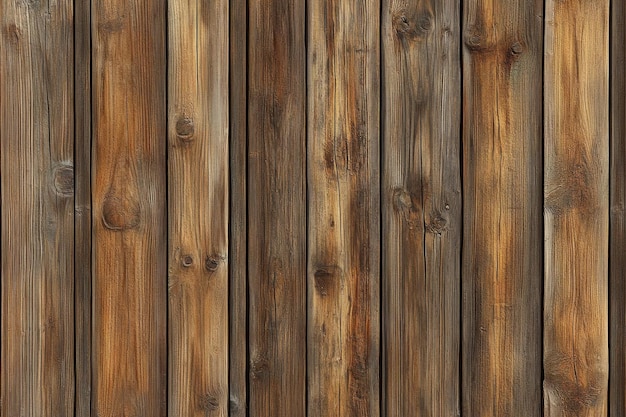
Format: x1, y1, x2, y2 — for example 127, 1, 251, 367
244, 0, 250, 409
379, 0, 385, 413
164, 0, 169, 413
540, 0, 546, 411
458, 0, 464, 413
304, 0, 309, 412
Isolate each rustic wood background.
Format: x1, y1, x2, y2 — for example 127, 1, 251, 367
0, 0, 621, 415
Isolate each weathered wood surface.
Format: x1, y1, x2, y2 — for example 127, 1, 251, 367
91, 0, 167, 413
462, 0, 543, 414
247, 0, 307, 414
381, 0, 461, 414
168, 0, 229, 415
543, 0, 609, 415
1, 0, 75, 414
610, 0, 626, 413
307, 0, 380, 414
229, 0, 247, 412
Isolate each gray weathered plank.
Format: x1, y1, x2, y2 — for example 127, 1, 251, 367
0, 0, 75, 414
307, 0, 381, 414
382, 0, 461, 414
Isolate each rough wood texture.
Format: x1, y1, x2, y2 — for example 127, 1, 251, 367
543, 0, 609, 415
382, 0, 461, 414
75, 0, 92, 414
462, 0, 543, 414
610, 0, 626, 413
91, 0, 167, 413
168, 0, 229, 415
229, 0, 247, 412
307, 0, 380, 414
0, 0, 75, 414
247, 0, 306, 414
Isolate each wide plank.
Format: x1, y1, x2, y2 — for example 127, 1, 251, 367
91, 0, 167, 413
168, 0, 229, 415
307, 0, 380, 414
0, 0, 75, 414
381, 0, 461, 414
247, 0, 307, 414
461, 0, 543, 414
543, 0, 609, 414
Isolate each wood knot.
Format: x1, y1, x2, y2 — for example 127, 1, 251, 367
392, 13, 418, 42
313, 265, 341, 297
205, 254, 225, 272
176, 117, 195, 142
392, 186, 423, 230
197, 393, 220, 412
53, 164, 74, 197
181, 255, 193, 267
2, 24, 22, 45
250, 355, 269, 380
102, 195, 140, 231
427, 215, 448, 235
464, 25, 492, 53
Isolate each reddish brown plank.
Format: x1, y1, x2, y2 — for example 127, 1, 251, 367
91, 0, 167, 413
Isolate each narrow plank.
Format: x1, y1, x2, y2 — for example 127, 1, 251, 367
610, 0, 626, 412
307, 0, 380, 414
168, 0, 229, 414
461, 0, 543, 413
247, 0, 306, 412
91, 0, 167, 413
0, 0, 75, 414
543, 0, 609, 414
229, 0, 248, 412
75, 0, 92, 413
381, 0, 461, 414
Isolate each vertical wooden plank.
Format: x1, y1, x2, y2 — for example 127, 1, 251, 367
247, 0, 306, 412
0, 0, 75, 414
91, 0, 167, 413
610, 0, 626, 412
75, 0, 92, 414
381, 0, 461, 414
168, 0, 229, 414
461, 0, 543, 414
229, 0, 248, 412
543, 0, 609, 414
307, 0, 380, 414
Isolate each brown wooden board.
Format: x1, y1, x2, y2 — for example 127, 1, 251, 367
0, 0, 75, 414
91, 0, 167, 413
247, 0, 307, 414
307, 0, 381, 414
543, 0, 609, 415
382, 0, 462, 414
461, 0, 544, 414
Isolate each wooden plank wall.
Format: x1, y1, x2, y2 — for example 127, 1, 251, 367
0, 0, 621, 415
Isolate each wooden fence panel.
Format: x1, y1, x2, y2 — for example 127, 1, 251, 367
381, 0, 462, 415
543, 0, 610, 415
307, 0, 381, 414
91, 0, 167, 413
247, 0, 307, 414
167, 0, 229, 414
461, 0, 544, 414
0, 0, 75, 414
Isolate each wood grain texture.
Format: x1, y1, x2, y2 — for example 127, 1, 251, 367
168, 0, 229, 415
229, 0, 247, 412
543, 0, 609, 415
75, 0, 92, 414
461, 0, 543, 414
611, 0, 626, 413
91, 0, 167, 413
168, 0, 228, 417
307, 0, 380, 414
247, 0, 306, 413
0, 0, 75, 414
381, 0, 461, 414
